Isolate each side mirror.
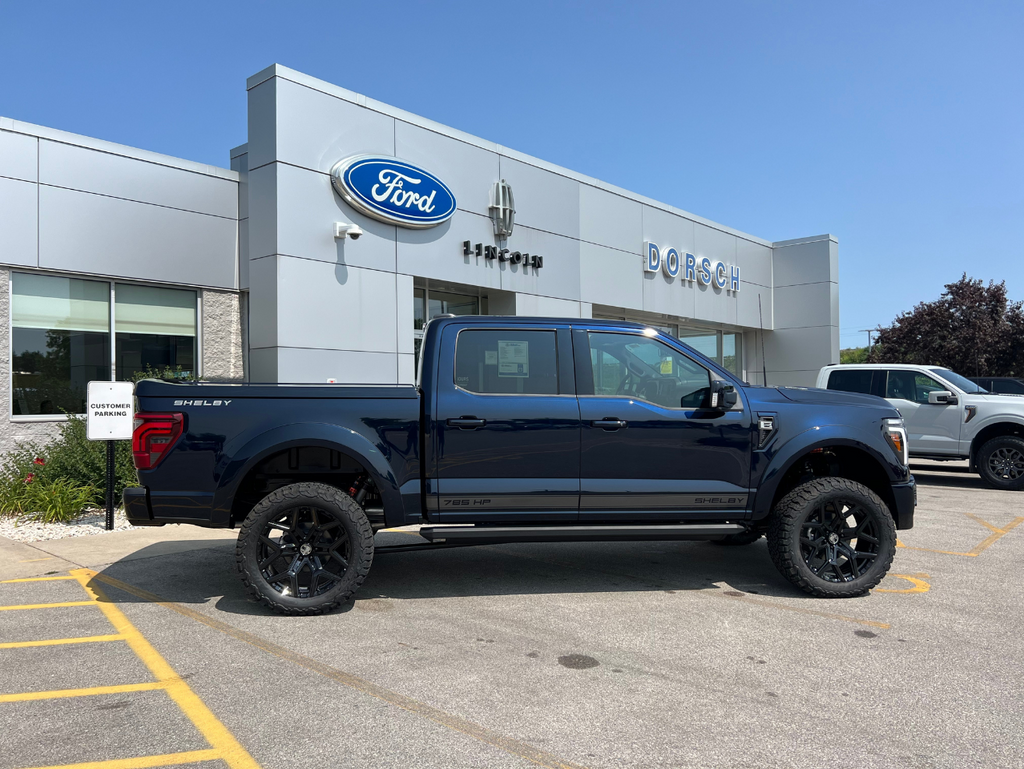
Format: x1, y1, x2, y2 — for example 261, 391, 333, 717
705, 381, 739, 410
928, 390, 958, 406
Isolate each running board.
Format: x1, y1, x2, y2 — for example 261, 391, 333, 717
418, 524, 745, 544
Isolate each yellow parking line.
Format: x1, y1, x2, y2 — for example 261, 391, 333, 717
1, 576, 78, 583
17, 557, 53, 563
0, 681, 165, 703
18, 748, 222, 769
875, 574, 931, 593
0, 600, 95, 611
0, 634, 124, 650
71, 569, 261, 769
87, 571, 587, 769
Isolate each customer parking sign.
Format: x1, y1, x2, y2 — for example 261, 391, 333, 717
86, 381, 135, 441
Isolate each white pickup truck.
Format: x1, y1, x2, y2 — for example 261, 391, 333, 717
816, 364, 1024, 490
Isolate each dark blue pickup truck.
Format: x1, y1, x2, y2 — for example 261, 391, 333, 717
126, 316, 915, 614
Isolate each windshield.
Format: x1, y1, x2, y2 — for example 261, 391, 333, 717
931, 368, 987, 394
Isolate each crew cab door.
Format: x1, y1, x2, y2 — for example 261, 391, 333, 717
882, 369, 962, 455
573, 329, 753, 520
431, 324, 580, 521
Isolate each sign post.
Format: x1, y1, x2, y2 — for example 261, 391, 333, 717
86, 382, 134, 531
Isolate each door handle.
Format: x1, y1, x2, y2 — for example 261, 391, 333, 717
447, 417, 486, 429
592, 418, 627, 429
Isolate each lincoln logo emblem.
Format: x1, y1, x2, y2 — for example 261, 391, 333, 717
489, 179, 515, 238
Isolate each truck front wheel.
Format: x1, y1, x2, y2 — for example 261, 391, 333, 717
977, 436, 1024, 490
766, 477, 896, 598
236, 482, 374, 615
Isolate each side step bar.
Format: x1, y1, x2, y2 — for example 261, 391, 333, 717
419, 524, 745, 544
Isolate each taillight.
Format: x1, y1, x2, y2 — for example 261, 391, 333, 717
132, 413, 184, 469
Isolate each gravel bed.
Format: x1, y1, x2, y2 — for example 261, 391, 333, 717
0, 509, 137, 543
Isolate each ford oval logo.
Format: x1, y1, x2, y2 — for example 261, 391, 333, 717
330, 155, 457, 229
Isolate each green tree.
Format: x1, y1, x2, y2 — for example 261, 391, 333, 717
840, 347, 870, 364
870, 274, 1024, 377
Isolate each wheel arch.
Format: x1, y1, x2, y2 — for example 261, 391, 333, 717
752, 430, 901, 523
969, 419, 1024, 468
213, 423, 404, 528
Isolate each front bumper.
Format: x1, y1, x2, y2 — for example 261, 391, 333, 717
890, 475, 916, 530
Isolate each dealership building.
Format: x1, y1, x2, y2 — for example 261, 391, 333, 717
0, 64, 839, 452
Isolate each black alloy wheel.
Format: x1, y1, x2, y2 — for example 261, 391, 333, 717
236, 482, 374, 615
767, 477, 896, 598
259, 506, 349, 599
978, 436, 1024, 491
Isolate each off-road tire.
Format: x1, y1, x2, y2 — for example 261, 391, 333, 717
977, 436, 1024, 491
766, 477, 896, 598
711, 530, 764, 546
236, 482, 374, 615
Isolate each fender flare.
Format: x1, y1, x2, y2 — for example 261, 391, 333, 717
211, 422, 404, 527
967, 415, 1024, 464
750, 425, 901, 520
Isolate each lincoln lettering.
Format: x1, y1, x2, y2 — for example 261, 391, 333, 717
371, 170, 437, 213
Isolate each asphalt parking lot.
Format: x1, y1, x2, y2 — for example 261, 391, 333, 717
1, 462, 1022, 769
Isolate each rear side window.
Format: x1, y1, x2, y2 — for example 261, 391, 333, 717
827, 369, 877, 396
455, 330, 559, 395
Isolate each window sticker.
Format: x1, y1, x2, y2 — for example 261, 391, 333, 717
660, 358, 673, 375
485, 350, 498, 365
498, 340, 529, 377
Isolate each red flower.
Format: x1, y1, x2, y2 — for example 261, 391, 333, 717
23, 473, 34, 484
33, 457, 45, 466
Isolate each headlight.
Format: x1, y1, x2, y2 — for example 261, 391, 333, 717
883, 418, 908, 466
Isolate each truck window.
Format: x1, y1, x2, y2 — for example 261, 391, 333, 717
996, 379, 1024, 394
827, 369, 876, 396
885, 370, 945, 404
587, 332, 710, 409
454, 330, 559, 395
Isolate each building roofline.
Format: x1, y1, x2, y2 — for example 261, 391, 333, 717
248, 64, 803, 250
0, 116, 240, 183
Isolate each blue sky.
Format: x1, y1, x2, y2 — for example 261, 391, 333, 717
2, 1, 1020, 347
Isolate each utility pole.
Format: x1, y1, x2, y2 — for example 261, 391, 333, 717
858, 329, 874, 351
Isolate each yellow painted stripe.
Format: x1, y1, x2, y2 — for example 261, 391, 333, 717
86, 571, 593, 769
1, 575, 77, 582
875, 574, 931, 594
0, 681, 164, 703
17, 557, 53, 563
0, 600, 95, 611
0, 634, 124, 649
16, 748, 222, 769
72, 570, 261, 769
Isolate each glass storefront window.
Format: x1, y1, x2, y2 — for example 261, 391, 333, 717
11, 274, 201, 417
114, 284, 196, 381
723, 333, 741, 375
11, 274, 111, 416
428, 290, 479, 319
677, 330, 719, 361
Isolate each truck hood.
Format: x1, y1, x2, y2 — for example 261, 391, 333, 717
775, 386, 892, 409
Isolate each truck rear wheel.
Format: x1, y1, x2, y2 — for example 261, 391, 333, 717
977, 436, 1024, 490
236, 482, 374, 615
766, 477, 896, 598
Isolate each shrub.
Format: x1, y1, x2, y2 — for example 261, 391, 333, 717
40, 415, 138, 506
0, 414, 138, 520
20, 478, 98, 524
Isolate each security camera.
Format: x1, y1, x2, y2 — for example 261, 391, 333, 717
334, 222, 364, 240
